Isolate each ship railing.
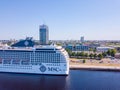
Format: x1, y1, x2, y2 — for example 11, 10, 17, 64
0, 59, 31, 65
10, 59, 20, 65
21, 60, 30, 65
2, 59, 11, 64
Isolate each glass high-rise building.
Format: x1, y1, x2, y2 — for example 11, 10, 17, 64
39, 24, 49, 45
80, 36, 84, 43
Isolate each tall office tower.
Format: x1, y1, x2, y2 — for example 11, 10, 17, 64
39, 24, 49, 45
80, 36, 84, 43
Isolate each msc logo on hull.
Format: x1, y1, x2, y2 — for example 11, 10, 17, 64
39, 64, 62, 72
48, 67, 61, 72
39, 65, 47, 72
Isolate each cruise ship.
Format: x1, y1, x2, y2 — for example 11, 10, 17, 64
0, 38, 69, 75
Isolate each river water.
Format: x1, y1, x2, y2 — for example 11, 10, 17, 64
0, 70, 120, 90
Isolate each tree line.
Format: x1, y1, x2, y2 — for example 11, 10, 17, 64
66, 49, 117, 60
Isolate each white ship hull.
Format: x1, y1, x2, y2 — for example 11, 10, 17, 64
0, 63, 69, 75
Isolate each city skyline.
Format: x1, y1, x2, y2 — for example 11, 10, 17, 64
0, 0, 120, 40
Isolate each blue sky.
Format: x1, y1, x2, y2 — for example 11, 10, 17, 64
0, 0, 120, 40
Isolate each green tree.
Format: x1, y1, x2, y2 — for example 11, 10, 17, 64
107, 49, 111, 56
89, 53, 94, 59
102, 52, 107, 58
71, 52, 76, 57
7, 41, 12, 46
93, 48, 96, 53
89, 48, 93, 52
93, 53, 97, 59
84, 53, 88, 58
106, 49, 117, 57
76, 52, 80, 58
81, 52, 85, 58
56, 43, 62, 46
98, 54, 103, 60
65, 48, 72, 56
111, 49, 117, 57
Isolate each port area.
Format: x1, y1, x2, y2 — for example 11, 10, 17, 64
69, 58, 120, 71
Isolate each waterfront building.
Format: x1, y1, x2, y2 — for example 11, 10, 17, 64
80, 36, 84, 43
39, 24, 49, 45
64, 44, 89, 51
89, 43, 101, 49
96, 47, 114, 52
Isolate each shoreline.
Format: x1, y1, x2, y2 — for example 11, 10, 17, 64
69, 64, 120, 71
69, 58, 120, 71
